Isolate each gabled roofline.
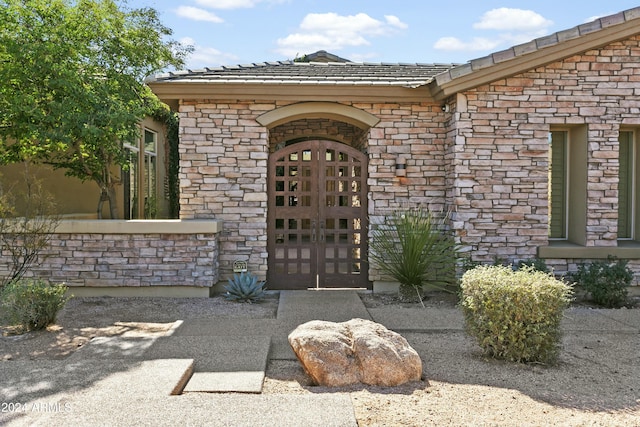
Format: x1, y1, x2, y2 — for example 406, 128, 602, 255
147, 8, 640, 107
430, 8, 640, 101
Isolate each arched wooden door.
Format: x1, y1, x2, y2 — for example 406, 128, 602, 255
267, 140, 368, 289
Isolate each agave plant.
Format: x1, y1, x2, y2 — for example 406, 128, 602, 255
369, 207, 460, 304
224, 272, 267, 303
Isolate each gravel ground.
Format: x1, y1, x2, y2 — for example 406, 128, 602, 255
2, 291, 639, 426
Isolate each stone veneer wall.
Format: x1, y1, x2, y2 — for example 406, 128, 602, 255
269, 118, 368, 151
451, 36, 640, 276
177, 36, 640, 284
1, 220, 221, 291
364, 103, 449, 284
178, 100, 448, 283
178, 101, 271, 280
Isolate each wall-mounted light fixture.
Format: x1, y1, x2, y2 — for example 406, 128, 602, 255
441, 104, 450, 113
395, 157, 406, 177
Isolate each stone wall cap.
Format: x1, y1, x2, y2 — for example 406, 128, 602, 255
53, 219, 223, 235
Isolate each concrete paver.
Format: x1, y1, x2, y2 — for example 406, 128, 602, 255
183, 371, 265, 393
277, 290, 371, 323
144, 335, 270, 372
0, 358, 195, 426
170, 318, 280, 337
5, 394, 358, 427
67, 336, 159, 360
146, 335, 271, 393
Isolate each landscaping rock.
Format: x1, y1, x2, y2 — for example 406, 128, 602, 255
288, 318, 422, 387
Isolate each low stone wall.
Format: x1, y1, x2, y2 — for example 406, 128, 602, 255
2, 220, 222, 297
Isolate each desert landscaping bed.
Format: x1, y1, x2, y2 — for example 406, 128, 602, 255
1, 292, 639, 426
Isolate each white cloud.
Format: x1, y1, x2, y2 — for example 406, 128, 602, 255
194, 0, 258, 9
473, 8, 553, 31
385, 15, 408, 30
180, 37, 239, 69
275, 12, 408, 57
584, 13, 610, 23
433, 36, 502, 52
175, 6, 224, 23
434, 8, 553, 54
347, 52, 380, 63
194, 0, 289, 9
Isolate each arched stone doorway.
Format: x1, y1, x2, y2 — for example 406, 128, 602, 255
258, 102, 378, 289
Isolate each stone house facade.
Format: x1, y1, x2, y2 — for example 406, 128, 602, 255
144, 8, 640, 291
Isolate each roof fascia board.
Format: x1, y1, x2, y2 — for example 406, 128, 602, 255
429, 18, 640, 101
147, 82, 435, 104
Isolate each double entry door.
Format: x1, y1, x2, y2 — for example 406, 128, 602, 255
267, 140, 368, 289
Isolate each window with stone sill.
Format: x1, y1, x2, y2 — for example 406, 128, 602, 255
549, 130, 567, 239
618, 129, 639, 242
548, 127, 587, 245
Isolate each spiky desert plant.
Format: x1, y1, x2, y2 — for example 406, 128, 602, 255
369, 207, 459, 304
224, 272, 267, 303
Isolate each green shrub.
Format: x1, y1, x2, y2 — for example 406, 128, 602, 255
224, 272, 267, 303
460, 265, 573, 364
1, 279, 70, 332
570, 257, 633, 308
516, 258, 549, 273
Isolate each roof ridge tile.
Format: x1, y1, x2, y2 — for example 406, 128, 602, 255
433, 6, 640, 88
624, 7, 640, 20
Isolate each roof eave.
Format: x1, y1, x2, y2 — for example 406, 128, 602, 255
429, 11, 640, 101
147, 82, 437, 105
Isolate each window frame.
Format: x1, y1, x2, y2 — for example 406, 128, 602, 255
618, 129, 638, 241
548, 126, 587, 246
123, 128, 158, 219
549, 130, 569, 240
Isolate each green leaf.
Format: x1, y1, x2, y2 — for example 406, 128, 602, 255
0, 0, 190, 216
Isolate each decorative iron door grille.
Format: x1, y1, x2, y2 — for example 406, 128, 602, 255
267, 140, 368, 289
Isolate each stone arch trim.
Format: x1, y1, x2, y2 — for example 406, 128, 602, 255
268, 118, 369, 152
256, 102, 380, 129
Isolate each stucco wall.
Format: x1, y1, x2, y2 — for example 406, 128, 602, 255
0, 116, 169, 219
0, 163, 107, 218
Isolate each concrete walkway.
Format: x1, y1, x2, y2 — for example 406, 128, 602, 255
0, 291, 373, 427
1, 291, 639, 427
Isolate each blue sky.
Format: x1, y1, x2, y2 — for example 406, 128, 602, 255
128, 0, 640, 70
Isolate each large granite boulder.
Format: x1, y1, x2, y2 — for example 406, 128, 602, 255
288, 318, 422, 387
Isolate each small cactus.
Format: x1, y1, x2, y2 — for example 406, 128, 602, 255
224, 272, 267, 303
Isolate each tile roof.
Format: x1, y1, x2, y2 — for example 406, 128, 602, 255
434, 7, 640, 86
147, 7, 640, 92
145, 61, 459, 88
